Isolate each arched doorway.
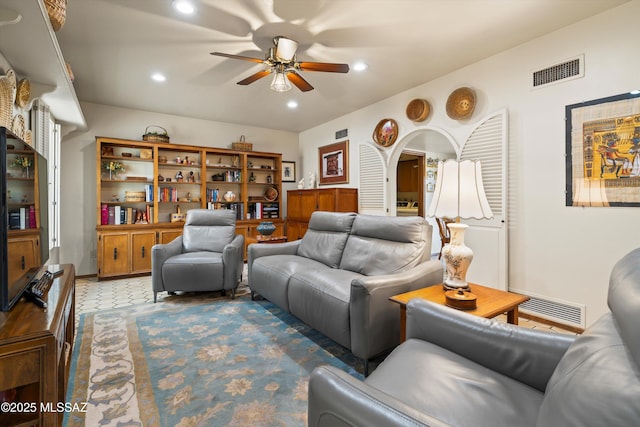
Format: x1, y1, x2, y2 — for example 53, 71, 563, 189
390, 129, 457, 257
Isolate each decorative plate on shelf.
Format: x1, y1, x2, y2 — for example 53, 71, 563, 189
372, 118, 399, 147
446, 87, 476, 120
264, 187, 279, 202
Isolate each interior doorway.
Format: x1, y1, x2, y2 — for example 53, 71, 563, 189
396, 151, 424, 217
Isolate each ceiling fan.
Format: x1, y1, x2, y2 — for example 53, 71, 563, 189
210, 36, 349, 92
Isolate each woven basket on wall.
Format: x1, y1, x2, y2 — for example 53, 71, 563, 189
0, 69, 16, 130
44, 0, 67, 32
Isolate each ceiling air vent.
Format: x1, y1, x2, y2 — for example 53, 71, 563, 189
531, 55, 584, 89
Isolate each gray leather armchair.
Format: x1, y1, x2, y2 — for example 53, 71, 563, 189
308, 248, 640, 426
151, 209, 244, 302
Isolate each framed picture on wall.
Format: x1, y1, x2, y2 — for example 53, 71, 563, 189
319, 140, 349, 185
282, 161, 296, 182
565, 91, 640, 207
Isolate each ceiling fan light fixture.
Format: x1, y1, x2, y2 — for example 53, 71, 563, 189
274, 37, 298, 62
270, 71, 292, 92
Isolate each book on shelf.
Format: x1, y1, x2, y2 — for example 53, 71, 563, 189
101, 204, 108, 225
29, 205, 36, 228
114, 206, 122, 225
108, 206, 115, 225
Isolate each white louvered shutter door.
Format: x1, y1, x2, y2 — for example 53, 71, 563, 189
459, 110, 508, 290
358, 143, 387, 215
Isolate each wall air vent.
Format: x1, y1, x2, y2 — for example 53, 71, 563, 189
511, 288, 585, 329
335, 128, 348, 140
531, 55, 584, 89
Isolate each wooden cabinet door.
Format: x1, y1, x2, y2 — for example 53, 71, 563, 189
131, 231, 156, 273
288, 190, 318, 220
286, 220, 308, 241
99, 232, 129, 277
317, 190, 338, 212
159, 230, 182, 244
7, 237, 39, 284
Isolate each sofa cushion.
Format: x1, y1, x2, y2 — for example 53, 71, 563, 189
298, 212, 356, 268
340, 214, 430, 275
182, 209, 236, 253
367, 338, 544, 427
607, 248, 640, 367
162, 251, 223, 291
535, 313, 640, 427
251, 255, 328, 312
288, 268, 364, 349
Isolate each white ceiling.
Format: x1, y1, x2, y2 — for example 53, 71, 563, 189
56, 0, 628, 133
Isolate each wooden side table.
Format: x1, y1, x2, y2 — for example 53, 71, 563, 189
246, 235, 287, 245
390, 283, 529, 342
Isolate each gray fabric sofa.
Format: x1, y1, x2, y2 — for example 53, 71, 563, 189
151, 209, 244, 302
248, 211, 443, 372
308, 247, 640, 427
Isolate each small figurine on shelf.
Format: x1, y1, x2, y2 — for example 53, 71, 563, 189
175, 156, 181, 164
184, 156, 189, 165
187, 171, 195, 183
249, 172, 256, 182
176, 171, 184, 181
266, 175, 272, 184
231, 155, 239, 167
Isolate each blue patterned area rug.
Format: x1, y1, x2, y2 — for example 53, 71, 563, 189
64, 298, 362, 426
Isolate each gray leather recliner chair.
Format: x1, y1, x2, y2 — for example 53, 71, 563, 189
308, 247, 640, 426
151, 209, 244, 302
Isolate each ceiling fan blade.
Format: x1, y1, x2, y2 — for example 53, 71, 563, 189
211, 52, 264, 64
298, 62, 349, 73
237, 70, 272, 85
287, 71, 314, 92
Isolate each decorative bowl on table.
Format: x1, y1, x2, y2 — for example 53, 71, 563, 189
257, 221, 276, 236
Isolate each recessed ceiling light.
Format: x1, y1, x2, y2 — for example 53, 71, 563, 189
151, 73, 166, 82
287, 100, 298, 109
353, 62, 368, 72
173, 0, 195, 14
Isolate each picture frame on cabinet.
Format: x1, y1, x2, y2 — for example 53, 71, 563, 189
319, 140, 349, 185
282, 161, 296, 182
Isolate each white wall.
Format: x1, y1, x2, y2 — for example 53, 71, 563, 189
299, 1, 640, 326
60, 102, 299, 275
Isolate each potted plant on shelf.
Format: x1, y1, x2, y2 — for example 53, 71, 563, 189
11, 155, 32, 178
103, 161, 125, 180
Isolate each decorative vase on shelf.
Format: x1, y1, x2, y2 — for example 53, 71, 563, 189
223, 191, 236, 202
257, 221, 276, 236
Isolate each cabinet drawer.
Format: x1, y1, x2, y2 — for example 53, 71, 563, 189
0, 349, 41, 390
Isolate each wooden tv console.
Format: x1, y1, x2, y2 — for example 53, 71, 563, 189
0, 264, 75, 427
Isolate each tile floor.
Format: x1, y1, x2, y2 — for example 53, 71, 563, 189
75, 269, 578, 335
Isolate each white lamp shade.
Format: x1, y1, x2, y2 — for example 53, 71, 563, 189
427, 159, 493, 219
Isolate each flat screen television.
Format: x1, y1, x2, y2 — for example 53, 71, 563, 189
0, 126, 49, 311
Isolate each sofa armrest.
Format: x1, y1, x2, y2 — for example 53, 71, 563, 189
406, 298, 576, 392
151, 236, 183, 292
247, 240, 301, 281
222, 234, 245, 290
308, 365, 452, 427
349, 260, 443, 360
